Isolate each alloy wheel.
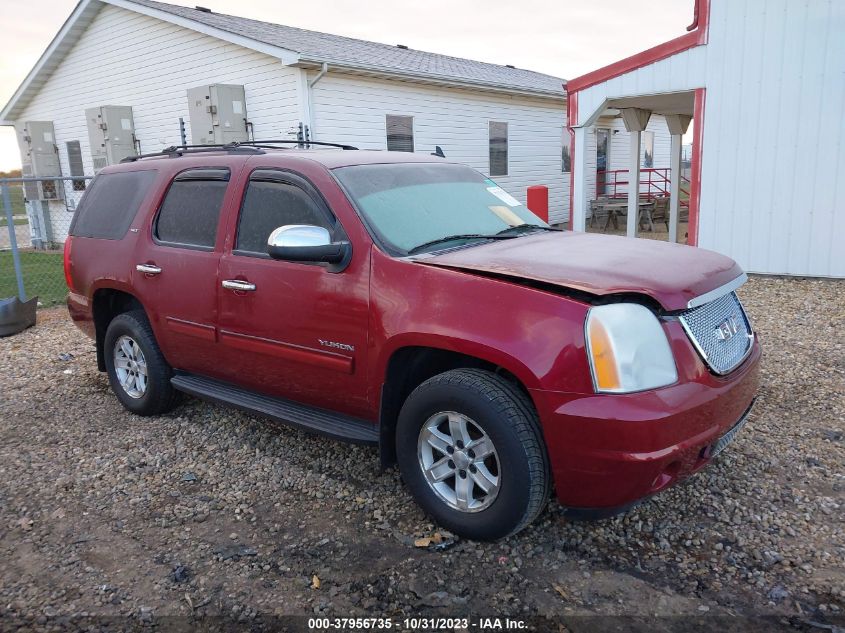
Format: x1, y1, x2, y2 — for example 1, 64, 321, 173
417, 411, 500, 513
113, 335, 148, 399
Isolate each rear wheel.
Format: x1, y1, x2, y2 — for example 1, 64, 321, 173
104, 310, 178, 416
396, 368, 550, 540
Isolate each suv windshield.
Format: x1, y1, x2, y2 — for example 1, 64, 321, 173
333, 162, 550, 254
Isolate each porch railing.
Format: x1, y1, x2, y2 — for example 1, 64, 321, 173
597, 168, 690, 209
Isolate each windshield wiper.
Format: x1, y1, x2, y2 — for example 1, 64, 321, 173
494, 224, 560, 237
407, 233, 513, 255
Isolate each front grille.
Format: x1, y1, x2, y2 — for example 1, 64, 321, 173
679, 291, 753, 375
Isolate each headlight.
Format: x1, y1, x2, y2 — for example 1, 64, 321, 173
585, 303, 678, 393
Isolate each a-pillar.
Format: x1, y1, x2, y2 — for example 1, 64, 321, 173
664, 114, 693, 243
620, 108, 652, 238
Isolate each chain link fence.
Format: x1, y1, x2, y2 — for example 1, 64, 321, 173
1, 175, 93, 310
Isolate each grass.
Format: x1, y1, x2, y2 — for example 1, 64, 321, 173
0, 216, 27, 227
0, 250, 67, 307
0, 183, 26, 215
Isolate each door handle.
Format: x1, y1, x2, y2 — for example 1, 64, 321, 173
222, 279, 256, 292
136, 264, 162, 275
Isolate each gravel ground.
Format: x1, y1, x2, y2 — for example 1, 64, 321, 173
0, 276, 842, 632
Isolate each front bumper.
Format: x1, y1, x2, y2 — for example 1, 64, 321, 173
532, 338, 761, 512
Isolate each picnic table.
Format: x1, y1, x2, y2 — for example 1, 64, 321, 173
590, 198, 657, 232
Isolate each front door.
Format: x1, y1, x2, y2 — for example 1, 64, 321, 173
215, 168, 371, 418
132, 167, 232, 374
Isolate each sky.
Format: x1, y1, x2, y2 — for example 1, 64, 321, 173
0, 0, 695, 171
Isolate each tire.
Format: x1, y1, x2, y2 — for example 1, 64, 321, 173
103, 310, 178, 416
396, 368, 550, 540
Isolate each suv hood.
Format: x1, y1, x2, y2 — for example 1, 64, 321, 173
417, 231, 744, 311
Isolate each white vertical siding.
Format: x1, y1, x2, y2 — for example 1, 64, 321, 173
572, 0, 845, 277
310, 73, 569, 224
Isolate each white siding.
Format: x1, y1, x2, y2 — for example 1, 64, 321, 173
572, 0, 845, 277
607, 115, 672, 173
310, 73, 569, 224
17, 4, 301, 242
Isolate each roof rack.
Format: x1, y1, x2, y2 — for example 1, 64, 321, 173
121, 139, 358, 163
122, 143, 263, 162
248, 139, 359, 150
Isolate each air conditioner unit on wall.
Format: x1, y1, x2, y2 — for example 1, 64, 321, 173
85, 105, 139, 172
186, 84, 249, 145
16, 121, 64, 201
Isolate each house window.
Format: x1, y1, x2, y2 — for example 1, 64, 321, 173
66, 141, 86, 191
386, 115, 414, 152
489, 121, 508, 176
642, 131, 654, 168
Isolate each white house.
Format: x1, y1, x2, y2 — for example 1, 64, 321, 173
0, 0, 564, 242
566, 0, 844, 277
0, 0, 676, 246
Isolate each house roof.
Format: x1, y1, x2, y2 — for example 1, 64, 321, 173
1, 0, 566, 123
127, 0, 566, 96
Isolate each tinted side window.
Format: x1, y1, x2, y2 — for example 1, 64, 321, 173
69, 170, 156, 239
155, 169, 229, 249
236, 180, 329, 254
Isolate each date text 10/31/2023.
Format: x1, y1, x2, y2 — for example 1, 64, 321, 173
307, 617, 528, 630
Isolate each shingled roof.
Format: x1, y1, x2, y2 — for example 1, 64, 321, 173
126, 0, 566, 97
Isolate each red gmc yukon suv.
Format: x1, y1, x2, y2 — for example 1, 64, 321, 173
65, 142, 760, 540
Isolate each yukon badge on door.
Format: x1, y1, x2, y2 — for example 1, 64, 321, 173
318, 339, 355, 353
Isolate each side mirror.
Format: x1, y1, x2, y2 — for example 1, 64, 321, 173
267, 225, 351, 270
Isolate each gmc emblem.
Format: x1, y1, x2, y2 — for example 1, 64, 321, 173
716, 315, 739, 341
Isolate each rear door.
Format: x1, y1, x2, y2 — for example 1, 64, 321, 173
215, 167, 371, 418
132, 167, 232, 374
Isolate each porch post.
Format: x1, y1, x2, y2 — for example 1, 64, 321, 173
627, 131, 641, 237
572, 126, 588, 232
620, 108, 651, 238
668, 134, 682, 243
665, 114, 692, 243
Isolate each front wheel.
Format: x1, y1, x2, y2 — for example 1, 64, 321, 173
396, 369, 550, 540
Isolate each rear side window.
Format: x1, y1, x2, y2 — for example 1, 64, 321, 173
69, 170, 156, 239
236, 179, 330, 255
155, 169, 230, 249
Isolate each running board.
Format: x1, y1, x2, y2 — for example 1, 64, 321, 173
171, 373, 379, 445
